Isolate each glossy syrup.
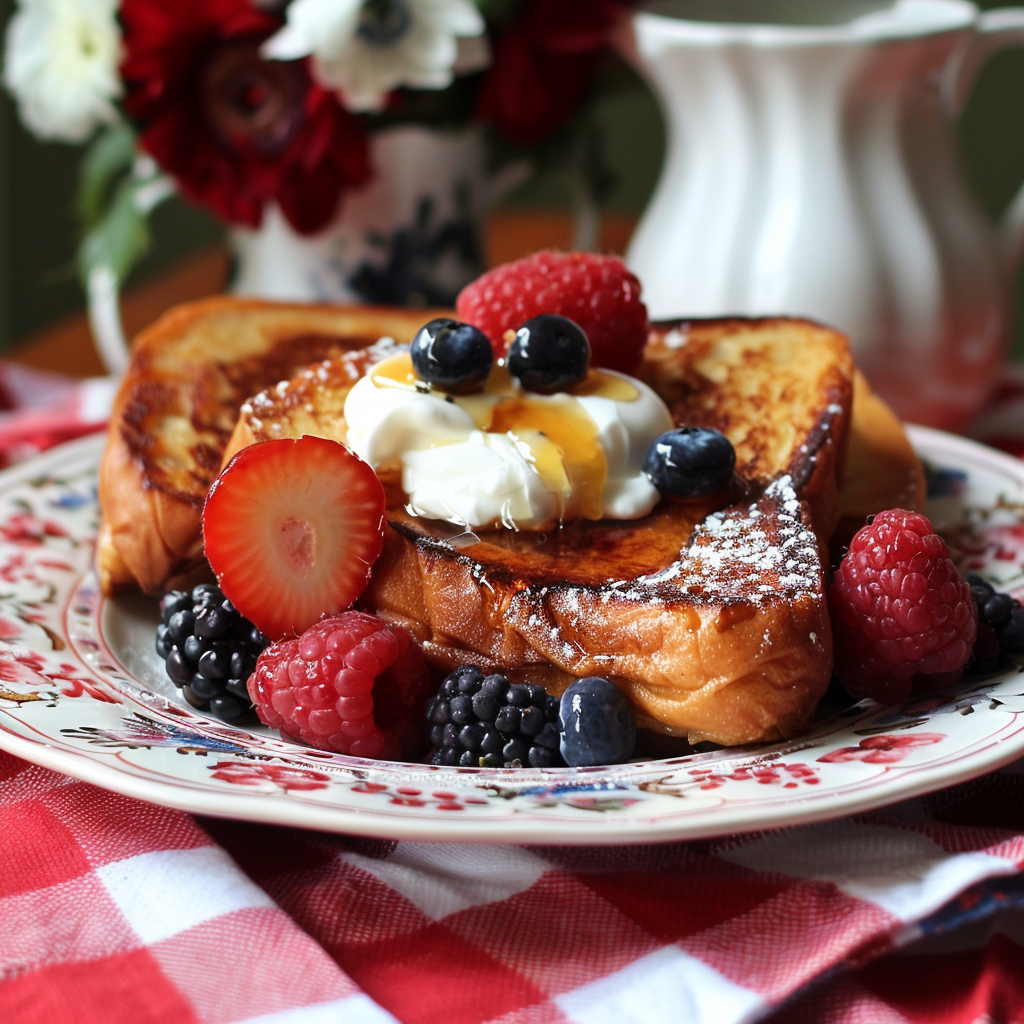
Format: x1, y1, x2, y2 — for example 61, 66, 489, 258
368, 352, 639, 524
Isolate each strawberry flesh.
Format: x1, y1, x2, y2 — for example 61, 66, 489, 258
203, 436, 386, 639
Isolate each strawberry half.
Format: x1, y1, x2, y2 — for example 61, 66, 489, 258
203, 436, 386, 640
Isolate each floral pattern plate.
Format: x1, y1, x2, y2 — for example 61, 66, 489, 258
1, 428, 1024, 844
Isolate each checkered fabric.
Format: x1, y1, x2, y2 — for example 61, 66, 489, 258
5, 750, 1024, 1024
4, 364, 1024, 1023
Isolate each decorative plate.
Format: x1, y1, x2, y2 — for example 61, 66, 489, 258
0, 428, 1023, 844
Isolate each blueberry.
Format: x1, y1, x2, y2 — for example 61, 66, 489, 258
410, 318, 493, 394
558, 677, 636, 767
507, 314, 590, 394
642, 427, 736, 499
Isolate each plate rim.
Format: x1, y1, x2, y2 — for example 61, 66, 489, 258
0, 427, 1022, 844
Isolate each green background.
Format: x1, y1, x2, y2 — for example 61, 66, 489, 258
2, 0, 1024, 357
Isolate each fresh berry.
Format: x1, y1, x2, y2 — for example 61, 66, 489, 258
558, 677, 636, 767
456, 251, 649, 374
410, 318, 493, 394
642, 427, 736, 498
830, 509, 977, 703
966, 574, 1024, 661
248, 611, 431, 759
426, 666, 563, 768
156, 583, 269, 723
506, 314, 591, 394
203, 436, 386, 640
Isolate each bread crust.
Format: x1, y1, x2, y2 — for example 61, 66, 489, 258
98, 298, 442, 594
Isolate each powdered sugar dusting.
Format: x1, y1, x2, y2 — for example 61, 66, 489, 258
631, 475, 821, 603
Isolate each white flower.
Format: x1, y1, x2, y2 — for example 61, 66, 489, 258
3, 0, 122, 143
264, 0, 488, 113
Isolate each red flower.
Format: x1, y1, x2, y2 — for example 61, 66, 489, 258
120, 0, 371, 233
477, 0, 635, 146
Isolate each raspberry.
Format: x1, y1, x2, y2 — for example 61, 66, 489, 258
248, 611, 433, 760
455, 251, 649, 375
830, 510, 977, 703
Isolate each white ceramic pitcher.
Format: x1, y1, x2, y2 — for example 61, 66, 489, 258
624, 0, 1024, 430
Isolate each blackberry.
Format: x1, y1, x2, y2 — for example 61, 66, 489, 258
426, 666, 564, 768
156, 583, 269, 723
966, 574, 1024, 665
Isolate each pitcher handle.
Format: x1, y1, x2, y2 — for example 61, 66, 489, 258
945, 8, 1024, 274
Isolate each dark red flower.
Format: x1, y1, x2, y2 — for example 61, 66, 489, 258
477, 0, 635, 146
120, 0, 371, 233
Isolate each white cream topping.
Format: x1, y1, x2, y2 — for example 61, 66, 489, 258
343, 353, 674, 530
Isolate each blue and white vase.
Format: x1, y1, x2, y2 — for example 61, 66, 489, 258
230, 124, 502, 309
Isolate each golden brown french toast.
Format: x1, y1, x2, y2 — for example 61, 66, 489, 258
98, 298, 448, 595
222, 315, 859, 744
97, 298, 924, 746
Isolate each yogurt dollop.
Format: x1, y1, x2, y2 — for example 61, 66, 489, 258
343, 351, 674, 530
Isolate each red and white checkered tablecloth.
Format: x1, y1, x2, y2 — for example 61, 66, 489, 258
4, 362, 1024, 1024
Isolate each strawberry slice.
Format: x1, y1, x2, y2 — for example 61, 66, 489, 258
203, 436, 386, 639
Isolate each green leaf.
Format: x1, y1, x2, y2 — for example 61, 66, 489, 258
77, 119, 138, 229
78, 178, 150, 287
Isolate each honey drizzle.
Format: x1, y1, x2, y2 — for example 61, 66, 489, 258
368, 353, 638, 523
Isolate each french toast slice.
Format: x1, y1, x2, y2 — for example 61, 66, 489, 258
97, 298, 447, 595
96, 298, 923, 746
224, 316, 857, 745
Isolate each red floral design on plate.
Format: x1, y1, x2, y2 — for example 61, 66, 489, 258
352, 782, 489, 812
688, 760, 820, 791
0, 511, 71, 546
0, 646, 116, 703
817, 732, 946, 764
0, 614, 25, 641
209, 760, 332, 792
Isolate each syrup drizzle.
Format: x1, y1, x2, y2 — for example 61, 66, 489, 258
368, 353, 639, 524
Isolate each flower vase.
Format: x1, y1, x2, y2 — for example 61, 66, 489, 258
230, 125, 504, 308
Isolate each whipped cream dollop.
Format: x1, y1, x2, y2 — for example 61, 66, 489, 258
343, 351, 674, 530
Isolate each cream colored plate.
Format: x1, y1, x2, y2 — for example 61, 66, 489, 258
0, 429, 1022, 844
